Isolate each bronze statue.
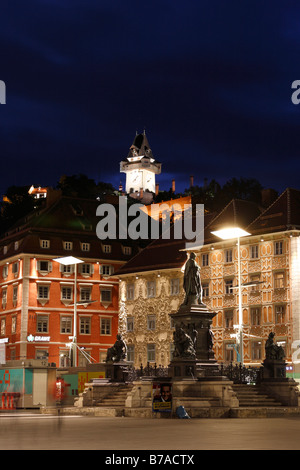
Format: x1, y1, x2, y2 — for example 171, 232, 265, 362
183, 252, 203, 305
173, 325, 196, 359
106, 333, 127, 363
265, 332, 285, 361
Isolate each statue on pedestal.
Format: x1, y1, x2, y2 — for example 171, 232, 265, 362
106, 333, 127, 363
173, 325, 196, 359
265, 332, 285, 361
182, 252, 203, 305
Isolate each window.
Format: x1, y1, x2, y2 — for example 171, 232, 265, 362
1, 318, 5, 336
275, 305, 285, 324
274, 272, 284, 289
61, 286, 73, 301
147, 314, 156, 330
101, 289, 112, 303
251, 341, 262, 360
103, 244, 111, 253
40, 240, 50, 249
37, 260, 52, 274
2, 265, 8, 279
225, 249, 233, 263
225, 343, 234, 362
63, 241, 73, 251
2, 289, 7, 309
14, 241, 19, 250
100, 265, 114, 276
80, 263, 93, 276
123, 246, 132, 255
37, 285, 49, 299
127, 344, 135, 362
11, 316, 16, 334
61, 316, 72, 334
36, 349, 48, 360
12, 262, 19, 276
37, 315, 48, 333
250, 274, 261, 292
202, 253, 209, 267
127, 316, 134, 331
127, 283, 134, 300
81, 242, 90, 252
251, 307, 261, 326
170, 278, 180, 296
61, 264, 73, 275
80, 287, 91, 302
250, 245, 259, 259
225, 279, 233, 295
80, 317, 91, 334
13, 285, 18, 305
202, 282, 209, 298
274, 241, 283, 255
224, 310, 234, 329
147, 343, 155, 362
100, 318, 111, 335
147, 281, 156, 298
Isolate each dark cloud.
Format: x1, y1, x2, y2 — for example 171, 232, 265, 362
0, 0, 299, 195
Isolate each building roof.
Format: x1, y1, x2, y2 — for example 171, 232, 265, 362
246, 187, 300, 235
0, 193, 148, 262
204, 198, 262, 244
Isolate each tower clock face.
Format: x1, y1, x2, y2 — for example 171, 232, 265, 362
131, 170, 142, 186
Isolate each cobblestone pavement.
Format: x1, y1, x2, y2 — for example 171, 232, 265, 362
0, 413, 300, 450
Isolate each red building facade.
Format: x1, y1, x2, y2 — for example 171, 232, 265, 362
0, 192, 137, 367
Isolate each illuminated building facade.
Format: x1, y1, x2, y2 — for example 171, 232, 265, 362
117, 188, 300, 368
0, 191, 137, 367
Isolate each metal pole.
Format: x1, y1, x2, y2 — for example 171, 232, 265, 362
73, 263, 77, 367
237, 237, 243, 364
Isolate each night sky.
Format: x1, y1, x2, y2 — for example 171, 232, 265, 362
0, 0, 300, 196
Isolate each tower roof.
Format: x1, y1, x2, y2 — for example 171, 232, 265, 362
124, 131, 160, 163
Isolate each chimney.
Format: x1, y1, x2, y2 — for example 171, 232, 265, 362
155, 183, 159, 195
190, 175, 194, 187
172, 179, 175, 193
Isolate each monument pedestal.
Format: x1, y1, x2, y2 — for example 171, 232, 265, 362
261, 359, 287, 381
169, 302, 219, 380
104, 361, 129, 382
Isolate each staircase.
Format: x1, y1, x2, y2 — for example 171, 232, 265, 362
232, 384, 282, 407
94, 383, 133, 416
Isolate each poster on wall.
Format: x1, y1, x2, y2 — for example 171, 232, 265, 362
152, 382, 172, 412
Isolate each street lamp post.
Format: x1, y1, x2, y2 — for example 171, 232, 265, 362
53, 256, 84, 367
211, 227, 250, 365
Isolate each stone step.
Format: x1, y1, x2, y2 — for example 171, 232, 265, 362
232, 384, 283, 407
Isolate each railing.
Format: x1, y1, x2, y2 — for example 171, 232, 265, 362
127, 362, 261, 384
127, 363, 169, 382
219, 362, 261, 384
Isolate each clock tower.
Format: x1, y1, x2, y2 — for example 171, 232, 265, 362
120, 131, 161, 201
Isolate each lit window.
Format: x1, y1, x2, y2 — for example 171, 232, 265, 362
274, 272, 284, 289
225, 279, 233, 295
